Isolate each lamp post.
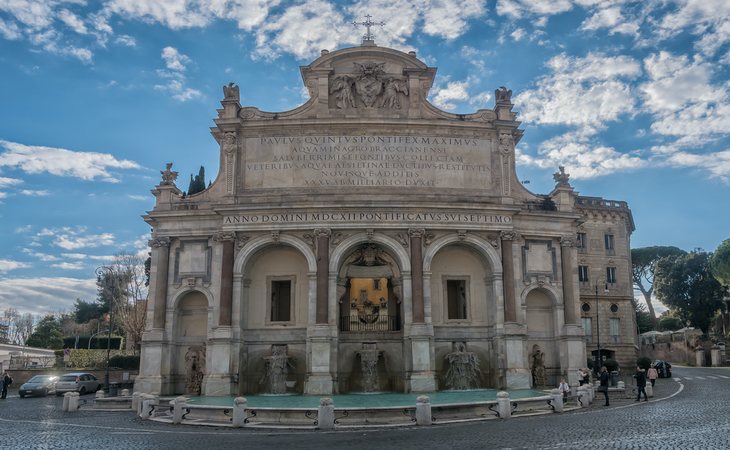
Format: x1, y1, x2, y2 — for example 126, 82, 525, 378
595, 279, 608, 370
96, 266, 116, 394
88, 329, 110, 349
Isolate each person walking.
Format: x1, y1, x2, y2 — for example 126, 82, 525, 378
647, 365, 658, 387
1, 372, 11, 399
558, 378, 570, 400
635, 366, 648, 402
599, 366, 610, 406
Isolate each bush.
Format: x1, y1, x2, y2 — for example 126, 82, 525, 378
603, 358, 619, 372
637, 356, 652, 370
108, 354, 140, 370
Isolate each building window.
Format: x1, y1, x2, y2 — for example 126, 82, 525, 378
576, 232, 587, 253
606, 267, 617, 284
578, 265, 589, 283
446, 279, 468, 320
581, 302, 591, 313
373, 279, 381, 290
582, 317, 593, 344
604, 234, 615, 255
270, 279, 293, 322
610, 318, 620, 343
610, 303, 619, 313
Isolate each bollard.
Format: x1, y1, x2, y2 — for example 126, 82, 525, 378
577, 386, 588, 408
131, 392, 140, 412
68, 392, 80, 412
587, 384, 594, 404
317, 397, 335, 430
62, 392, 72, 411
96, 390, 105, 400
172, 396, 187, 424
645, 382, 653, 398
617, 381, 625, 389
711, 345, 722, 367
415, 395, 432, 426
121, 389, 130, 397
141, 395, 158, 420
695, 348, 705, 367
496, 391, 511, 419
550, 389, 564, 413
137, 394, 149, 416
232, 397, 248, 428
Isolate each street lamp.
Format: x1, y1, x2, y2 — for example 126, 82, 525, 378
595, 278, 609, 370
88, 329, 110, 349
96, 266, 116, 393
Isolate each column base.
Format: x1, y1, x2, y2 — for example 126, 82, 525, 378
505, 369, 531, 389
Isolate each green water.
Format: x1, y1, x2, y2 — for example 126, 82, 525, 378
186, 389, 546, 408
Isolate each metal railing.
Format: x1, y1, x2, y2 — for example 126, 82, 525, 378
339, 314, 400, 332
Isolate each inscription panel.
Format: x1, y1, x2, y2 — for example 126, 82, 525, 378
243, 135, 492, 190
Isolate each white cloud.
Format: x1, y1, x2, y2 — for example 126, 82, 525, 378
0, 17, 22, 39
22, 249, 60, 262
19, 189, 50, 196
517, 131, 647, 179
161, 46, 190, 71
662, 149, 730, 182
0, 139, 140, 182
0, 176, 23, 187
51, 261, 85, 270
54, 232, 115, 250
0, 276, 98, 315
0, 259, 31, 272
515, 53, 641, 132
0, 191, 7, 199
114, 34, 136, 46
154, 79, 202, 102
496, 0, 575, 19
61, 253, 114, 261
127, 194, 149, 201
657, 0, 730, 57
510, 28, 525, 41
581, 6, 639, 36
431, 80, 470, 110
58, 8, 87, 34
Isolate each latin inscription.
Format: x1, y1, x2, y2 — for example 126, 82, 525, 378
222, 211, 512, 226
243, 135, 492, 189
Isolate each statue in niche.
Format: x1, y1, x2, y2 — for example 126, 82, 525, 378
223, 82, 239, 101
380, 77, 408, 109
495, 86, 512, 103
354, 61, 386, 107
330, 75, 357, 109
160, 162, 178, 186
530, 344, 546, 387
184, 345, 206, 395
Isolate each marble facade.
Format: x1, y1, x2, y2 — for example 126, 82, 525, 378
134, 40, 637, 397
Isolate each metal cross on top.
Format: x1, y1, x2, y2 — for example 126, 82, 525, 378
353, 14, 385, 42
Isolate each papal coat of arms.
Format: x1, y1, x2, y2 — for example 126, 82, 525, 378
329, 61, 409, 109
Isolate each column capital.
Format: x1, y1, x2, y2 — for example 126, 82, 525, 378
314, 228, 331, 238
559, 235, 575, 247
409, 228, 425, 238
500, 231, 518, 241
213, 231, 236, 242
149, 237, 171, 248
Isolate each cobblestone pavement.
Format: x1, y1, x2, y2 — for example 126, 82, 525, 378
1, 366, 728, 450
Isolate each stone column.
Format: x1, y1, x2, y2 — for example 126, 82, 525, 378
315, 229, 330, 324
214, 232, 236, 326
559, 236, 577, 325
150, 237, 171, 329
500, 231, 517, 323
409, 228, 425, 324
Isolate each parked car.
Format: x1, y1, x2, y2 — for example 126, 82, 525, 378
653, 360, 672, 378
55, 372, 102, 396
19, 375, 58, 398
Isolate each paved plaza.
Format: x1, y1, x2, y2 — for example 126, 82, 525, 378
0, 366, 728, 450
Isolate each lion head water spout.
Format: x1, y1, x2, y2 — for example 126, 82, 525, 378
356, 343, 383, 392
262, 344, 293, 394
444, 342, 480, 390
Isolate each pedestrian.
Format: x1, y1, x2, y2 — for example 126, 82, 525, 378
1, 372, 11, 399
647, 365, 658, 387
599, 366, 610, 406
577, 368, 586, 386
635, 366, 648, 402
582, 368, 591, 386
558, 378, 570, 400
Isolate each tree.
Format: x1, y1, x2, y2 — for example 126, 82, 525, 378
658, 315, 683, 331
635, 302, 654, 334
187, 165, 206, 195
72, 298, 104, 323
631, 246, 686, 326
654, 251, 725, 333
101, 252, 149, 354
710, 238, 730, 286
26, 315, 63, 349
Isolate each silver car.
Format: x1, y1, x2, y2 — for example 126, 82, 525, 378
55, 372, 102, 396
19, 375, 58, 398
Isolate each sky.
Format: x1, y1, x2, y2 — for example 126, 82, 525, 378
0, 0, 728, 317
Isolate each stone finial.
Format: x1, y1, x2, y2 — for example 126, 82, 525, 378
320, 397, 334, 406
160, 162, 178, 186
553, 166, 571, 188
234, 397, 248, 406
416, 395, 430, 404
495, 86, 512, 104
223, 82, 240, 102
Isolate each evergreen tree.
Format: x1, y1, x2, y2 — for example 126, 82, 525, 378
26, 315, 63, 349
186, 166, 207, 195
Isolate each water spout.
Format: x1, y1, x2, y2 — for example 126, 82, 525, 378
262, 345, 293, 394
356, 343, 383, 392
444, 342, 481, 390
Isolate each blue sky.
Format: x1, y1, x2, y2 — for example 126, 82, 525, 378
0, 0, 728, 316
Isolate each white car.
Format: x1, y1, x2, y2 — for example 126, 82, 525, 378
55, 372, 102, 396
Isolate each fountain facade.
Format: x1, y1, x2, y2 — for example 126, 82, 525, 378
356, 343, 384, 392
262, 344, 293, 394
443, 342, 481, 390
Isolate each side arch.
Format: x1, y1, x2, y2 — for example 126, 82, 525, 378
234, 234, 317, 274
423, 234, 502, 276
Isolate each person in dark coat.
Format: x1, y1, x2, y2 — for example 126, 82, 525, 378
1, 372, 11, 399
635, 366, 648, 401
600, 366, 610, 406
